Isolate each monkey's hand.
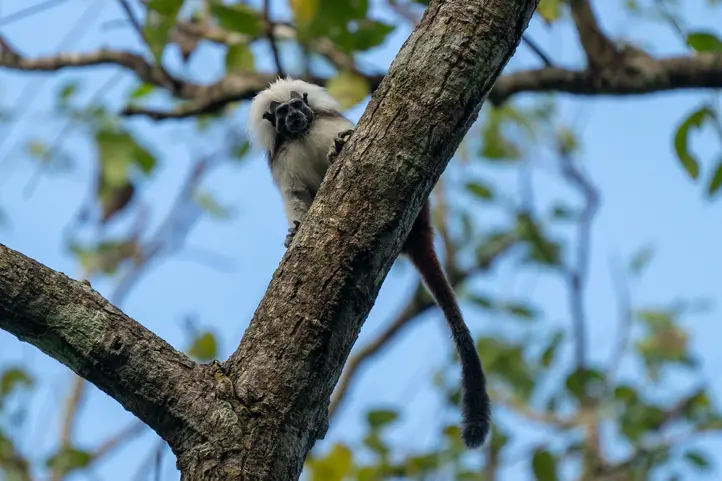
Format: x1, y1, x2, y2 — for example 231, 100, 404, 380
284, 220, 301, 248
327, 129, 355, 165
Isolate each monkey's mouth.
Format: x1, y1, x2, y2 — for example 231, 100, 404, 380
286, 115, 309, 134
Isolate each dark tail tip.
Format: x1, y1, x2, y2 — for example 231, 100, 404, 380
462, 418, 490, 449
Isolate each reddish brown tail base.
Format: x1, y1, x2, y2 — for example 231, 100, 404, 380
401, 202, 491, 448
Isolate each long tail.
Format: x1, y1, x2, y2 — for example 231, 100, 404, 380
402, 203, 491, 448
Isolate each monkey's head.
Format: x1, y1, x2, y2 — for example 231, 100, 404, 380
247, 78, 341, 152
263, 91, 315, 139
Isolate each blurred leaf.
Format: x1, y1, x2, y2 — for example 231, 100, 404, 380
465, 181, 495, 201
476, 337, 535, 400
306, 443, 353, 481
686, 31, 722, 53
629, 244, 655, 276
537, 0, 562, 23
45, 447, 91, 476
540, 329, 564, 368
501, 302, 538, 320
129, 83, 155, 100
0, 368, 33, 397
684, 450, 711, 471
70, 240, 138, 275
469, 294, 495, 309
674, 106, 713, 180
516, 213, 562, 267
231, 140, 251, 161
405, 453, 439, 473
147, 0, 184, 16
366, 409, 398, 429
187, 331, 218, 361
707, 158, 722, 196
565, 367, 605, 401
210, 4, 262, 36
144, 13, 176, 61
362, 432, 389, 457
557, 126, 578, 155
291, 0, 320, 25
531, 449, 558, 481
194, 191, 232, 219
327, 71, 370, 110
550, 204, 577, 221
225, 43, 255, 73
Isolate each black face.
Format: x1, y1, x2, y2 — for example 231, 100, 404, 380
262, 91, 314, 139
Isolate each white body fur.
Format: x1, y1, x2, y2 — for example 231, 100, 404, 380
247, 78, 354, 227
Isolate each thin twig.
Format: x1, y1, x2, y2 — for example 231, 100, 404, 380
521, 35, 555, 67
558, 149, 598, 373
115, 0, 146, 46
0, 0, 75, 27
263, 0, 284, 78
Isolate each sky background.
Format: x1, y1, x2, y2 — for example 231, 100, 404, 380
1, 0, 722, 480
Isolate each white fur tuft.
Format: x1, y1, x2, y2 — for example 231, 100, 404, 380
246, 78, 341, 152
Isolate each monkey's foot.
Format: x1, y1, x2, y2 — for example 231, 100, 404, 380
284, 220, 301, 248
327, 129, 355, 164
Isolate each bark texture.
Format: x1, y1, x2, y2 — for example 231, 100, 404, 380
0, 0, 539, 479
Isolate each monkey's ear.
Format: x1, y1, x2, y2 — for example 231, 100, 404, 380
302, 92, 309, 104
289, 90, 302, 100
262, 111, 276, 125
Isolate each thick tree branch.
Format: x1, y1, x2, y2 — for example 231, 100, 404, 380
488, 54, 722, 104
0, 244, 241, 457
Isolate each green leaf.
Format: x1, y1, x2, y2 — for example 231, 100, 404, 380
707, 159, 722, 196
531, 449, 558, 481
194, 191, 232, 219
366, 409, 398, 429
537, 0, 562, 23
565, 368, 605, 401
540, 330, 564, 368
129, 83, 155, 100
684, 450, 711, 471
362, 432, 389, 457
326, 71, 370, 110
674, 106, 713, 180
686, 32, 722, 53
629, 244, 655, 276
187, 332, 218, 361
225, 43, 255, 73
290, 0, 320, 25
501, 302, 537, 320
307, 443, 353, 481
1, 368, 33, 397
465, 181, 495, 200
46, 447, 91, 475
211, 4, 262, 36
143, 14, 176, 61
147, 0, 184, 16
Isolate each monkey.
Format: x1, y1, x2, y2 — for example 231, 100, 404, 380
247, 78, 491, 448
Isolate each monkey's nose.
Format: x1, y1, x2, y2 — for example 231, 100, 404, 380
287, 114, 308, 132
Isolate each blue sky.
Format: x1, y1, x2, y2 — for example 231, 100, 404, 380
1, 0, 722, 480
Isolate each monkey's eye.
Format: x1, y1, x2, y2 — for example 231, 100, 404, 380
290, 100, 302, 109
277, 105, 289, 115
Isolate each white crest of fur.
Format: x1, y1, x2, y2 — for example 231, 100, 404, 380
247, 78, 341, 152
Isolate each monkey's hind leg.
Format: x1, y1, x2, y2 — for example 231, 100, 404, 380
327, 129, 355, 164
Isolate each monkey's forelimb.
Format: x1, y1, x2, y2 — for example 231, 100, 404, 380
327, 129, 355, 165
